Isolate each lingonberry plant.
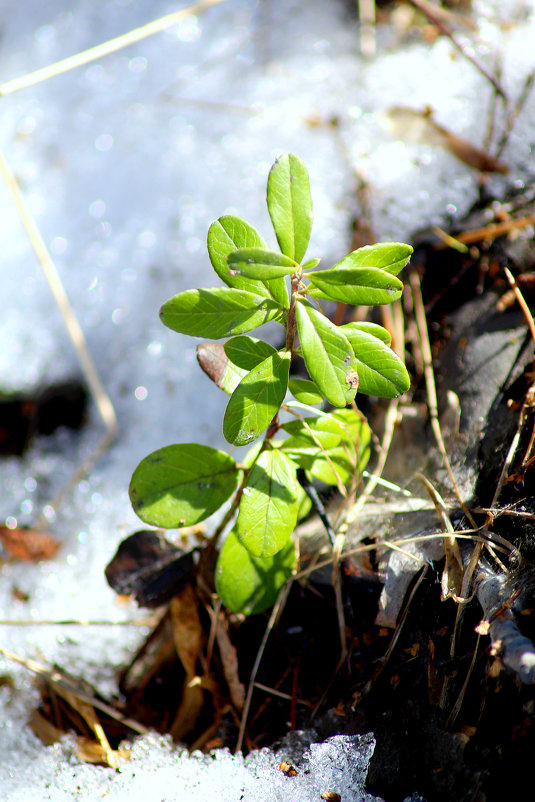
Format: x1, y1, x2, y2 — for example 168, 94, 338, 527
129, 154, 411, 615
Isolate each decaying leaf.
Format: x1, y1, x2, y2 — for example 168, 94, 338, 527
382, 106, 509, 174
169, 584, 204, 740
213, 610, 245, 711
0, 526, 61, 562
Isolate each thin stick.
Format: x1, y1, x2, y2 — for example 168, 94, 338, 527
0, 618, 156, 626
358, 0, 376, 58
0, 0, 227, 97
407, 0, 505, 98
236, 580, 292, 752
409, 269, 475, 527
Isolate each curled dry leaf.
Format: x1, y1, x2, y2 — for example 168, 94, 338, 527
0, 526, 61, 562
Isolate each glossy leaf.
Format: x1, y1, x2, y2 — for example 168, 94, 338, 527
196, 342, 247, 395
207, 215, 288, 306
307, 266, 402, 306
130, 444, 238, 528
224, 336, 277, 371
267, 153, 313, 263
215, 529, 295, 615
287, 378, 323, 405
338, 242, 413, 275
160, 288, 282, 340
228, 248, 297, 279
345, 321, 392, 345
223, 351, 291, 445
236, 448, 298, 557
301, 258, 321, 271
340, 324, 411, 397
295, 301, 359, 407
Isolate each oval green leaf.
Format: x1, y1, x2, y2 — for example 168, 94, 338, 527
224, 336, 277, 370
338, 242, 413, 275
215, 529, 295, 616
236, 448, 299, 557
295, 301, 359, 407
228, 248, 297, 280
160, 288, 282, 340
267, 153, 313, 263
340, 324, 411, 398
223, 350, 291, 445
287, 378, 323, 405
196, 341, 247, 395
129, 444, 238, 528
307, 266, 402, 306
207, 215, 288, 307
344, 321, 392, 345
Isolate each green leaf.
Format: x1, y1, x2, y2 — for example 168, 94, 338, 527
267, 153, 313, 263
301, 258, 321, 271
344, 321, 392, 345
339, 242, 413, 275
160, 288, 282, 340
223, 351, 291, 445
287, 378, 323, 405
295, 301, 359, 407
215, 529, 295, 615
340, 324, 410, 398
307, 266, 403, 306
196, 342, 247, 395
236, 448, 298, 557
207, 215, 288, 307
228, 248, 297, 279
224, 336, 277, 370
129, 444, 238, 528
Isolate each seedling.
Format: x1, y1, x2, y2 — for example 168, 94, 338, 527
129, 154, 411, 615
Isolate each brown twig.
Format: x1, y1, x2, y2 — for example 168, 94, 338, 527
407, 0, 505, 98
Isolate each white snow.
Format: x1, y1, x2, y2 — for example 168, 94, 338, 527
1, 0, 534, 798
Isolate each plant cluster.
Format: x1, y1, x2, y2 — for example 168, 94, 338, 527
129, 154, 412, 615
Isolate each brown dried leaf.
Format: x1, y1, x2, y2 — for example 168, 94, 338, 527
0, 526, 61, 562
169, 584, 204, 740
75, 737, 130, 766
214, 611, 245, 711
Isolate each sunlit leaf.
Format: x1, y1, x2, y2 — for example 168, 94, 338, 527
228, 248, 297, 280
129, 444, 238, 527
196, 342, 247, 395
236, 448, 298, 557
340, 323, 410, 397
215, 529, 295, 616
330, 242, 413, 276
267, 153, 313, 263
307, 266, 402, 306
295, 300, 359, 407
345, 321, 392, 345
160, 288, 282, 339
223, 351, 291, 445
207, 215, 288, 306
287, 378, 323, 405
224, 336, 277, 371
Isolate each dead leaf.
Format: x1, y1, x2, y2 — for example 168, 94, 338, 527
213, 611, 245, 711
0, 526, 60, 562
169, 584, 204, 740
75, 737, 130, 765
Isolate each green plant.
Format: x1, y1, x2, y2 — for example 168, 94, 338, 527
129, 154, 412, 615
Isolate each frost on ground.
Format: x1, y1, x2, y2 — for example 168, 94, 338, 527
1, 0, 534, 798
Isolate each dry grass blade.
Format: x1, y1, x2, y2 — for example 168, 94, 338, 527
0, 0, 227, 96
414, 472, 463, 602
0, 646, 149, 735
236, 579, 292, 752
0, 148, 118, 523
358, 0, 376, 58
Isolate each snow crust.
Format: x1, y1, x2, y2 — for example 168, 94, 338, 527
1, 0, 534, 798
